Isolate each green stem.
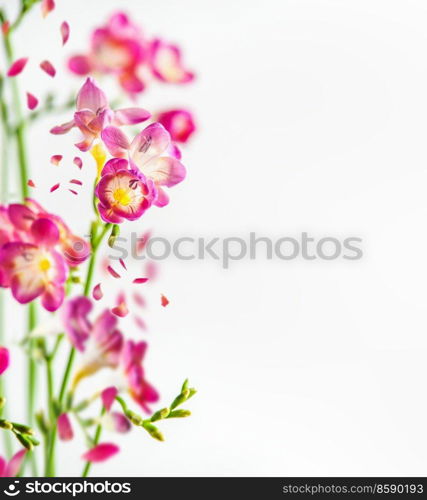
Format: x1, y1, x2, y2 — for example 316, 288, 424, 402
44, 354, 54, 476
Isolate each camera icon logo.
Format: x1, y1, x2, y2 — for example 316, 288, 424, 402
4, 480, 20, 496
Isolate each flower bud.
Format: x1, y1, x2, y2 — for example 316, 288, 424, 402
143, 422, 164, 441
170, 389, 190, 409
0, 397, 6, 409
181, 379, 189, 392
168, 409, 191, 418
108, 224, 120, 248
16, 433, 33, 450
12, 422, 34, 435
125, 410, 143, 426
150, 408, 170, 422
35, 411, 49, 435
0, 419, 13, 430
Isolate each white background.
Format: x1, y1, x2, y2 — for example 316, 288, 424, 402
1, 0, 427, 476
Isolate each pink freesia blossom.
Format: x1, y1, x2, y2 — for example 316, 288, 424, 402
122, 340, 159, 412
0, 347, 9, 375
57, 413, 74, 441
62, 296, 92, 352
0, 450, 26, 477
149, 39, 194, 84
50, 78, 150, 152
100, 123, 186, 208
95, 158, 156, 224
68, 12, 147, 94
157, 109, 196, 143
82, 443, 119, 463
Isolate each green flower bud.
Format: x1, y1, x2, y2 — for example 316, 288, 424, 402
181, 379, 189, 392
188, 388, 197, 399
35, 411, 49, 435
108, 224, 120, 248
16, 433, 33, 450
143, 422, 164, 442
168, 409, 191, 418
0, 397, 6, 410
125, 410, 143, 426
12, 422, 34, 435
151, 408, 170, 422
0, 419, 13, 430
170, 389, 190, 409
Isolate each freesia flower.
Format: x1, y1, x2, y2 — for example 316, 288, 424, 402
57, 413, 74, 441
149, 39, 194, 84
122, 340, 159, 413
0, 347, 9, 375
101, 412, 131, 433
62, 296, 93, 352
68, 12, 147, 95
100, 123, 186, 208
156, 109, 196, 144
50, 77, 150, 151
95, 158, 156, 224
0, 450, 26, 477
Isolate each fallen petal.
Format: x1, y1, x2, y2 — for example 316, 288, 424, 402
50, 155, 62, 166
41, 0, 55, 18
111, 302, 128, 318
92, 283, 103, 301
68, 189, 78, 195
7, 57, 28, 77
119, 258, 127, 271
60, 21, 70, 45
2, 21, 10, 36
27, 179, 36, 188
82, 443, 119, 463
133, 278, 148, 284
134, 316, 147, 331
0, 347, 10, 375
50, 183, 60, 193
161, 294, 169, 307
107, 266, 121, 279
73, 157, 83, 169
26, 92, 39, 110
40, 60, 56, 77
69, 179, 82, 186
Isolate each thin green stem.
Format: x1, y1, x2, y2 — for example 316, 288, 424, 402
82, 408, 105, 477
44, 355, 54, 476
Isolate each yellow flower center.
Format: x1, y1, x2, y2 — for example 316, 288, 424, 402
113, 188, 132, 206
38, 258, 51, 272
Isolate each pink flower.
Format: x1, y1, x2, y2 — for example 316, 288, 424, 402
0, 347, 9, 375
68, 13, 147, 95
95, 158, 156, 224
7, 57, 28, 77
0, 449, 26, 477
50, 78, 150, 151
149, 39, 194, 84
62, 296, 92, 352
82, 443, 119, 463
156, 109, 196, 144
122, 340, 159, 413
100, 123, 186, 208
57, 413, 74, 441
102, 412, 131, 433
101, 386, 118, 411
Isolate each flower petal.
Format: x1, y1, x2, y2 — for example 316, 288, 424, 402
73, 157, 83, 169
101, 126, 130, 157
92, 283, 103, 301
5, 450, 26, 477
26, 92, 39, 110
161, 294, 169, 307
41, 283, 65, 312
50, 155, 62, 166
50, 120, 75, 135
68, 55, 92, 75
143, 157, 186, 187
77, 77, 107, 113
129, 123, 170, 167
58, 413, 74, 441
7, 58, 28, 77
111, 302, 128, 318
31, 218, 60, 246
0, 347, 10, 375
40, 60, 56, 77
82, 443, 119, 463
60, 21, 70, 45
101, 386, 118, 411
41, 0, 55, 18
113, 108, 151, 126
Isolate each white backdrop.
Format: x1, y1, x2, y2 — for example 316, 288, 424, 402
2, 0, 427, 476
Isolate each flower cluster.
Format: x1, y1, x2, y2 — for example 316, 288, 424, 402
0, 200, 90, 311
68, 12, 194, 95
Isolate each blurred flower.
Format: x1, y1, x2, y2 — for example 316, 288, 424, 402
0, 450, 26, 477
82, 443, 119, 463
95, 158, 156, 224
100, 123, 186, 207
101, 412, 131, 434
149, 39, 194, 84
101, 386, 118, 411
57, 413, 74, 441
0, 347, 9, 375
156, 109, 196, 143
122, 340, 159, 413
50, 78, 150, 151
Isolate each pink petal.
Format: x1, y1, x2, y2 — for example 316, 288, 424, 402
0, 347, 10, 375
40, 60, 56, 77
101, 386, 118, 411
69, 179, 82, 186
129, 123, 170, 167
73, 157, 83, 169
113, 108, 151, 126
92, 283, 103, 301
41, 284, 65, 312
27, 179, 36, 188
161, 294, 169, 307
134, 315, 147, 331
153, 186, 170, 207
2, 21, 10, 36
50, 183, 60, 192
101, 126, 130, 157
5, 449, 26, 477
41, 0, 55, 18
7, 58, 28, 77
58, 413, 73, 441
26, 92, 38, 110
107, 266, 121, 279
77, 77, 107, 113
50, 155, 62, 166
111, 302, 128, 318
60, 21, 70, 46
68, 55, 91, 75
133, 293, 146, 308
110, 412, 131, 433
133, 278, 148, 284
68, 189, 78, 195
50, 120, 75, 135
145, 261, 158, 280
31, 218, 60, 246
82, 443, 119, 463
119, 258, 127, 271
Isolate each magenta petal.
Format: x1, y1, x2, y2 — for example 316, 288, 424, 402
68, 55, 92, 75
0, 347, 10, 375
73, 156, 83, 169
4, 449, 26, 477
77, 77, 108, 113
50, 120, 75, 135
101, 126, 130, 157
60, 21, 70, 45
31, 218, 60, 246
40, 60, 56, 77
113, 108, 151, 126
130, 123, 170, 167
41, 284, 65, 312
8, 203, 35, 230
153, 186, 170, 207
26, 92, 39, 110
92, 283, 103, 301
111, 412, 131, 433
58, 413, 74, 441
101, 386, 118, 411
100, 158, 129, 176
7, 58, 28, 77
82, 443, 119, 463
41, 0, 55, 18
111, 302, 128, 318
